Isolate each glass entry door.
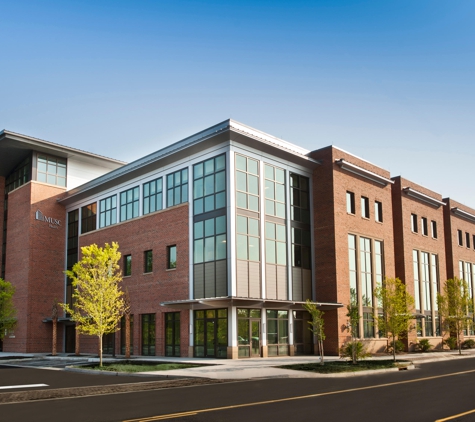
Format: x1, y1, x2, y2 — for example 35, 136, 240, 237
194, 309, 228, 358
251, 320, 261, 357
237, 309, 261, 358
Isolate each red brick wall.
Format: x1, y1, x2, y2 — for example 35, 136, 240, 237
311, 147, 395, 354
4, 182, 66, 353
443, 198, 475, 280
77, 203, 189, 356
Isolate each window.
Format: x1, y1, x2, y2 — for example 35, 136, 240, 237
141, 314, 156, 356
348, 234, 384, 338
421, 217, 428, 236
167, 245, 177, 269
81, 203, 97, 234
431, 221, 437, 239
264, 164, 286, 218
266, 310, 289, 356
290, 174, 310, 223
36, 154, 67, 187
466, 233, 471, 249
458, 230, 463, 246
265, 222, 286, 265
236, 215, 260, 261
292, 228, 311, 269
413, 250, 440, 337
165, 312, 181, 357
143, 178, 163, 215
124, 255, 132, 276
411, 214, 418, 233
144, 250, 153, 273
120, 186, 139, 222
473, 235, 475, 251
193, 155, 226, 215
361, 196, 369, 218
194, 216, 227, 264
374, 201, 383, 222
167, 168, 188, 207
346, 191, 355, 214
99, 195, 117, 228
236, 155, 259, 212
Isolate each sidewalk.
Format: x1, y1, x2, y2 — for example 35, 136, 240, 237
2, 349, 475, 379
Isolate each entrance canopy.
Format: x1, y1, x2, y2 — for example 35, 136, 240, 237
161, 296, 343, 311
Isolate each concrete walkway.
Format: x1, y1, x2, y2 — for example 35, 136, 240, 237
3, 349, 475, 379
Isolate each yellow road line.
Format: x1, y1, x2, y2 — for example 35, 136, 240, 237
436, 408, 475, 421
123, 368, 475, 422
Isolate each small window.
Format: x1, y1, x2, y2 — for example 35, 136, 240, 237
374, 201, 383, 222
144, 250, 153, 273
458, 230, 463, 246
346, 191, 355, 214
473, 235, 475, 250
124, 255, 132, 276
411, 214, 418, 233
421, 217, 428, 236
167, 245, 177, 269
466, 233, 471, 249
431, 221, 437, 239
361, 196, 369, 219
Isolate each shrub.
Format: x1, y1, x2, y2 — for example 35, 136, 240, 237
340, 341, 370, 361
444, 337, 458, 350
386, 339, 405, 354
415, 338, 432, 352
462, 339, 475, 349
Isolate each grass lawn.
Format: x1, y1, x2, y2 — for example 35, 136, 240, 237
84, 362, 202, 373
279, 360, 411, 374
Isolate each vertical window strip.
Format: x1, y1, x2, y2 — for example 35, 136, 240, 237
193, 154, 226, 216
413, 250, 421, 311
235, 155, 259, 212
264, 164, 286, 219
143, 178, 163, 215
359, 237, 372, 306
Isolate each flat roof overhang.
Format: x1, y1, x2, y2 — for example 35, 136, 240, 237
160, 297, 343, 311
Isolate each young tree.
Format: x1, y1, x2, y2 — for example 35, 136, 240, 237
346, 288, 361, 364
0, 278, 16, 341
51, 302, 58, 356
437, 277, 471, 356
374, 277, 415, 362
303, 300, 325, 365
61, 242, 128, 366
124, 288, 131, 359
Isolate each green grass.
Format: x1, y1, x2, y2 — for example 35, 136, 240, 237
279, 360, 411, 374
84, 362, 201, 372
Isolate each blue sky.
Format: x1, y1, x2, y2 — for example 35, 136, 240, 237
2, 1, 475, 206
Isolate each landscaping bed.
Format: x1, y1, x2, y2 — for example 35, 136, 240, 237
279, 360, 412, 374
81, 361, 204, 373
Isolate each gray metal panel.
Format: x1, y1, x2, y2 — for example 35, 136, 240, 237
292, 267, 303, 301
215, 259, 227, 297
205, 262, 216, 298
249, 261, 261, 299
236, 260, 249, 297
193, 264, 204, 299
277, 266, 288, 300
266, 264, 277, 300
303, 269, 312, 301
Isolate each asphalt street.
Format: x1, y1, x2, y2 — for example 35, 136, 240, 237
1, 358, 475, 422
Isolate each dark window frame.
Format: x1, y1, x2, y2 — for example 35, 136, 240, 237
167, 245, 177, 269
144, 250, 153, 273
346, 191, 355, 215
361, 196, 370, 219
124, 254, 132, 276
374, 201, 383, 222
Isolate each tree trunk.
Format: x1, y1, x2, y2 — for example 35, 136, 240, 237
52, 318, 57, 356
99, 335, 103, 367
125, 313, 130, 359
75, 322, 80, 356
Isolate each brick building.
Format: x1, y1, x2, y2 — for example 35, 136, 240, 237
1, 121, 475, 357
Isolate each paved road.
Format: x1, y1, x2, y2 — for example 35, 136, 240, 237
1, 358, 475, 422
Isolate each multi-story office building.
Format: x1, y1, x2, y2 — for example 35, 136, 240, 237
1, 121, 475, 357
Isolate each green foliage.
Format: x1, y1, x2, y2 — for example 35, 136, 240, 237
280, 360, 407, 374
415, 338, 432, 353
61, 242, 128, 366
339, 341, 370, 361
303, 300, 325, 364
386, 339, 405, 354
444, 337, 458, 350
0, 278, 16, 341
462, 339, 475, 349
374, 277, 415, 361
437, 278, 472, 355
345, 288, 361, 364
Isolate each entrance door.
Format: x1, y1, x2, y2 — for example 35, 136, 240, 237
251, 320, 261, 357
194, 309, 228, 358
65, 325, 75, 354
